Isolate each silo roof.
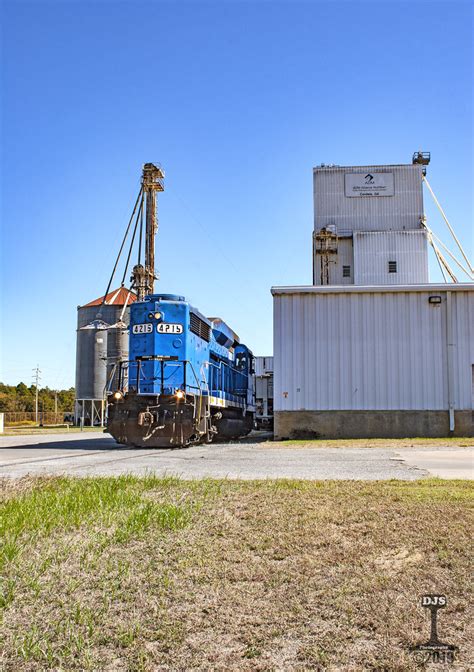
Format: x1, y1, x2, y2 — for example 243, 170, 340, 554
82, 287, 137, 307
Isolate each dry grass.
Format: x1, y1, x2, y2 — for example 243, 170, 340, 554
2, 426, 101, 436
1, 476, 473, 671
267, 437, 474, 449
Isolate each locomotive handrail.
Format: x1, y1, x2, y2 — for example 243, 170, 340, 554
110, 358, 207, 398
186, 361, 205, 425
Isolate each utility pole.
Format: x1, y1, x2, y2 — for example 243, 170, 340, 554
32, 365, 41, 424
54, 391, 58, 418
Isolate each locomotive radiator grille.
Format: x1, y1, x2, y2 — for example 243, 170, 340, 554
190, 313, 211, 342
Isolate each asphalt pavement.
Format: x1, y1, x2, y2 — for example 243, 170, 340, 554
1, 431, 472, 480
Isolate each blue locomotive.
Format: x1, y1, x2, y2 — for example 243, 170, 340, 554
107, 294, 255, 447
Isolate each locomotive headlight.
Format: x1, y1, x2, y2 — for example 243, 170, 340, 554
148, 311, 162, 320
113, 391, 123, 400
175, 390, 185, 400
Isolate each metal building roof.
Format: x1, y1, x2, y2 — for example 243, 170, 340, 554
313, 163, 418, 171
82, 287, 137, 307
271, 283, 474, 295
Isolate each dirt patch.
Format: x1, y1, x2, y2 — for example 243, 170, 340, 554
374, 548, 424, 572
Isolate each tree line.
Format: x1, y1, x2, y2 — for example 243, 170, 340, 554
0, 383, 75, 413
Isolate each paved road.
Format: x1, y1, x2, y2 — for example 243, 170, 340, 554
396, 448, 473, 479
1, 432, 472, 480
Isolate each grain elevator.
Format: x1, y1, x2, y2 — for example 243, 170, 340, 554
273, 156, 473, 439
75, 288, 135, 425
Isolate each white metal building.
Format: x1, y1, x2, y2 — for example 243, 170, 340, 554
274, 159, 473, 438
255, 356, 274, 429
272, 284, 473, 438
312, 164, 429, 286
313, 163, 424, 233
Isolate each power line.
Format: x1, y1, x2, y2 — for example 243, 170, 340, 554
32, 365, 42, 424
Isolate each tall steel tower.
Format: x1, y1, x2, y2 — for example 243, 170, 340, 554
131, 163, 165, 301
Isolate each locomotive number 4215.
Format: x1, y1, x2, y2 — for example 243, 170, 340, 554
157, 323, 183, 334
132, 323, 153, 334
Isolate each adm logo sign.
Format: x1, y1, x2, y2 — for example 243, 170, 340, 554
344, 171, 394, 197
412, 595, 458, 664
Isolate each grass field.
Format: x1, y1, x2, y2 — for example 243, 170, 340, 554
2, 426, 101, 436
1, 476, 472, 671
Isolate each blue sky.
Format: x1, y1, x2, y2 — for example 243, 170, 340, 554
1, 0, 472, 389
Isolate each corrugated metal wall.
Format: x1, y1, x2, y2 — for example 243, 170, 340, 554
256, 376, 274, 399
313, 164, 424, 233
353, 231, 428, 285
273, 287, 474, 412
76, 304, 130, 400
77, 305, 126, 329
313, 237, 354, 285
255, 356, 274, 376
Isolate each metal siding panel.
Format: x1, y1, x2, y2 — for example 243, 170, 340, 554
409, 293, 419, 408
313, 237, 354, 286
439, 297, 449, 409
350, 294, 362, 409
77, 304, 128, 329
315, 295, 323, 409
273, 288, 473, 412
306, 301, 314, 409
293, 296, 300, 407
420, 293, 430, 409
255, 357, 274, 376
339, 295, 349, 408
353, 231, 429, 285
374, 294, 385, 408
385, 295, 396, 410
453, 292, 474, 409
433, 299, 445, 409
273, 298, 281, 408
76, 304, 129, 400
314, 164, 424, 234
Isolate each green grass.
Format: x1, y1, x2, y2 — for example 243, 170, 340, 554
1, 477, 472, 671
1, 475, 192, 561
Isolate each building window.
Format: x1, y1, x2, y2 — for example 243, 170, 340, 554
388, 260, 397, 273
342, 265, 351, 277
